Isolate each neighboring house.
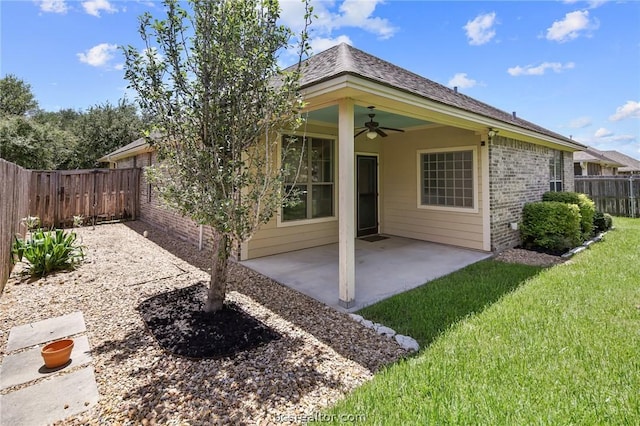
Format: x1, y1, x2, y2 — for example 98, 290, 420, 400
100, 43, 585, 307
599, 150, 640, 175
573, 147, 624, 176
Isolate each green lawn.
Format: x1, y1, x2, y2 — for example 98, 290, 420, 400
328, 218, 640, 424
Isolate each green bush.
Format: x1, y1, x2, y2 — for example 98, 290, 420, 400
542, 191, 595, 239
521, 201, 582, 253
12, 229, 85, 277
593, 211, 613, 233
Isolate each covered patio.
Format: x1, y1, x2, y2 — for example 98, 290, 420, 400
241, 236, 491, 312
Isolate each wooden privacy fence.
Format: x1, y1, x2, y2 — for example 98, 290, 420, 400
30, 168, 141, 227
0, 159, 32, 292
575, 176, 640, 218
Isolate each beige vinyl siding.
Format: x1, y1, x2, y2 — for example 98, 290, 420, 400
381, 126, 486, 251
244, 218, 338, 259
243, 122, 387, 259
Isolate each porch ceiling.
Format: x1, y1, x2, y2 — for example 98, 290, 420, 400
307, 104, 433, 131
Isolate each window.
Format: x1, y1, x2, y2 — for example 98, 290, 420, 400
418, 148, 476, 210
549, 151, 564, 191
282, 135, 334, 222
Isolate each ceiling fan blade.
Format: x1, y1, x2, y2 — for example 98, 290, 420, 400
355, 129, 367, 137
379, 127, 405, 133
376, 128, 388, 137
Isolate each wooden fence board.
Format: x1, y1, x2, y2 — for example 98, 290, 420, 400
575, 176, 639, 218
27, 169, 140, 227
0, 159, 31, 293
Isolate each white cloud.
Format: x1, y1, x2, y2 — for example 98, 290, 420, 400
448, 73, 477, 89
310, 35, 353, 53
82, 0, 117, 17
563, 0, 608, 9
546, 10, 598, 43
568, 116, 592, 128
77, 43, 118, 67
279, 0, 396, 52
609, 101, 640, 121
463, 12, 497, 46
38, 0, 68, 14
611, 134, 636, 142
336, 0, 396, 39
594, 127, 613, 138
507, 61, 575, 76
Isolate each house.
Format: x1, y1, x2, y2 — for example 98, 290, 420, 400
100, 43, 585, 307
599, 150, 640, 175
573, 147, 624, 176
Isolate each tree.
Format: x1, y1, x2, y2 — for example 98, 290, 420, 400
0, 74, 38, 116
0, 115, 77, 169
123, 0, 311, 312
73, 99, 144, 168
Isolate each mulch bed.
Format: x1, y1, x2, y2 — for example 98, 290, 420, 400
138, 283, 280, 359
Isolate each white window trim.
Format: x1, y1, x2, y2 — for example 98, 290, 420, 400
549, 150, 564, 192
416, 146, 479, 214
276, 132, 338, 228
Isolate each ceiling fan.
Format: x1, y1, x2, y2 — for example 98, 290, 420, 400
355, 106, 405, 139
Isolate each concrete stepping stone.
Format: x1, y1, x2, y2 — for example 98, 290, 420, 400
0, 335, 92, 390
0, 366, 99, 426
6, 312, 86, 352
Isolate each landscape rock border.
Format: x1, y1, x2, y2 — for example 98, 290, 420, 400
561, 230, 609, 259
348, 314, 420, 352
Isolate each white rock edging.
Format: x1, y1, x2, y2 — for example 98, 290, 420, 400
561, 231, 607, 259
348, 313, 420, 352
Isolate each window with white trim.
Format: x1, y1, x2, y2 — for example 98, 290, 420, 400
282, 135, 334, 221
549, 151, 564, 192
419, 148, 475, 209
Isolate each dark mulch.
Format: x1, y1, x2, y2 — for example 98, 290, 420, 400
138, 283, 280, 359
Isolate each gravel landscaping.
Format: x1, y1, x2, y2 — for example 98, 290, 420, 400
0, 222, 408, 425
494, 247, 566, 267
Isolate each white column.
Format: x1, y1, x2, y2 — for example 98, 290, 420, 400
338, 98, 355, 308
481, 137, 491, 252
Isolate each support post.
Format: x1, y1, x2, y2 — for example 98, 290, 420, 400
338, 98, 355, 308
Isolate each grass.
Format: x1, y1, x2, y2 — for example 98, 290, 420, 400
358, 260, 544, 348
327, 218, 640, 424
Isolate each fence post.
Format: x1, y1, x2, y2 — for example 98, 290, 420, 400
630, 177, 636, 218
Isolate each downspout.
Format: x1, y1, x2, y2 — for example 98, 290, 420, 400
199, 224, 204, 251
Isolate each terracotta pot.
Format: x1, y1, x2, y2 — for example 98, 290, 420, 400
41, 339, 74, 369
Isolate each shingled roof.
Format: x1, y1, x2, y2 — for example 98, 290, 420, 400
600, 150, 640, 173
297, 43, 579, 146
573, 147, 625, 166
97, 132, 160, 163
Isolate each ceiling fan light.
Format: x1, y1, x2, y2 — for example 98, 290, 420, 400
366, 130, 378, 139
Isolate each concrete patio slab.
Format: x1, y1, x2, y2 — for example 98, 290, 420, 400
5, 312, 86, 352
241, 236, 491, 312
0, 367, 99, 426
1, 335, 92, 390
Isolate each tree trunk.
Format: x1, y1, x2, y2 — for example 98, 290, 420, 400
205, 231, 230, 313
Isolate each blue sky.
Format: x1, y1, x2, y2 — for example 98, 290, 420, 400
1, 0, 639, 158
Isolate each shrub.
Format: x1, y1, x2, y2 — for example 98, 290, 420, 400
542, 191, 595, 239
12, 229, 85, 277
593, 211, 613, 233
521, 201, 582, 253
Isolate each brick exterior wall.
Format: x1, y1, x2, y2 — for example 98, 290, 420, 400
489, 136, 574, 252
116, 152, 217, 255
